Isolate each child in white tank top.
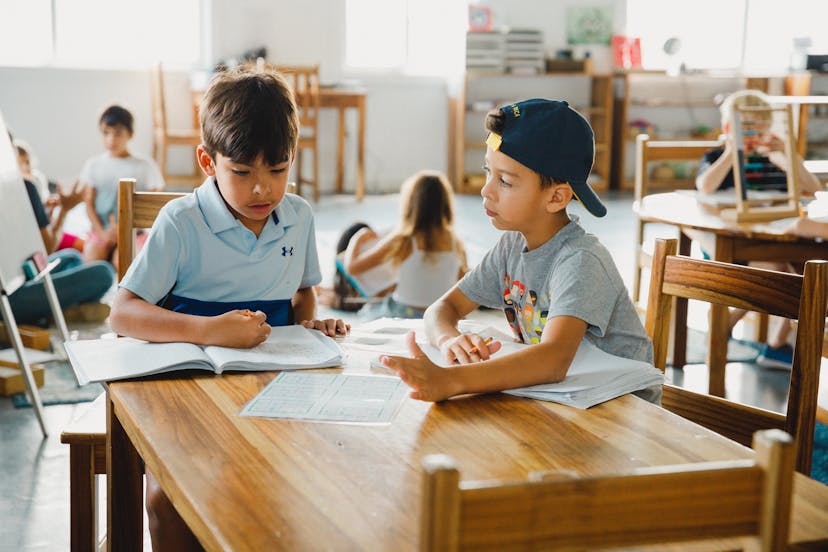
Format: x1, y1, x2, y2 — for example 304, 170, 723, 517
342, 170, 467, 319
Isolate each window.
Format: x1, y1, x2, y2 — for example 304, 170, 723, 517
345, 0, 466, 78
0, 0, 201, 68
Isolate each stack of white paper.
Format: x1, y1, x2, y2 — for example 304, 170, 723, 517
505, 339, 663, 409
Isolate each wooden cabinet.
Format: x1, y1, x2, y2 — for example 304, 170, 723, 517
450, 72, 613, 194
611, 71, 773, 190
782, 72, 828, 160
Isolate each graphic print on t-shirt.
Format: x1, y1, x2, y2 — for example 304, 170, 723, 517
502, 272, 549, 344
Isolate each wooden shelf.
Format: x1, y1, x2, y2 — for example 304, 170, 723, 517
630, 99, 719, 108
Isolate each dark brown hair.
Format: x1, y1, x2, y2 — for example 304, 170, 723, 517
100, 105, 134, 134
485, 108, 564, 189
199, 65, 299, 165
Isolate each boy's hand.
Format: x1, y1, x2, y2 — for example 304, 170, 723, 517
209, 309, 271, 348
58, 179, 86, 211
380, 331, 460, 402
438, 333, 501, 364
300, 318, 350, 337
756, 133, 785, 155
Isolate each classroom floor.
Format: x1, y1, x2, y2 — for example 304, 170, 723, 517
0, 190, 810, 551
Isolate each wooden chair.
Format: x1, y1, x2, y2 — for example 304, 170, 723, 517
150, 62, 202, 188
421, 429, 794, 551
632, 134, 722, 307
60, 179, 185, 551
275, 65, 320, 202
645, 237, 827, 474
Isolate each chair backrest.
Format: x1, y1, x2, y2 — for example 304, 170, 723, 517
274, 65, 320, 133
635, 134, 722, 202
645, 237, 827, 474
420, 429, 794, 551
149, 63, 168, 135
117, 179, 186, 281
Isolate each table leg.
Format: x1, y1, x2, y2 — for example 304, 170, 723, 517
336, 107, 346, 194
356, 96, 366, 201
107, 394, 143, 552
708, 235, 734, 397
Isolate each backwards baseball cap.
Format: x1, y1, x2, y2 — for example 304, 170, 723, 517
486, 98, 606, 217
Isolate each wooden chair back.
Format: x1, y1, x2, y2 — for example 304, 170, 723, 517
149, 62, 202, 187
645, 237, 827, 474
117, 178, 187, 281
421, 429, 794, 551
632, 134, 722, 305
274, 64, 320, 202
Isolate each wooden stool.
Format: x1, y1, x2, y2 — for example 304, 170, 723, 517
60, 394, 107, 552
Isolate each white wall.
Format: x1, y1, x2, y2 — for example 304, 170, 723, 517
0, 0, 625, 194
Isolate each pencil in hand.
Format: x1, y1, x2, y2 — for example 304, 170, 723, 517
468, 337, 493, 356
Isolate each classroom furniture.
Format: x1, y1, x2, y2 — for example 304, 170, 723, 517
772, 71, 828, 159
631, 134, 721, 306
645, 238, 826, 475
275, 65, 320, 202
60, 394, 107, 552
103, 351, 828, 550
452, 72, 612, 193
116, 179, 187, 280
0, 112, 71, 437
634, 191, 828, 396
420, 429, 794, 551
612, 71, 772, 190
150, 63, 202, 188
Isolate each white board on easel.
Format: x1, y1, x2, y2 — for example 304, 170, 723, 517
0, 110, 70, 437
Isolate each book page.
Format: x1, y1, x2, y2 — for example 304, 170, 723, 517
205, 325, 343, 371
65, 338, 212, 385
240, 372, 408, 423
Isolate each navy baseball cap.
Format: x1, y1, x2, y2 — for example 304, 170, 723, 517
486, 98, 606, 217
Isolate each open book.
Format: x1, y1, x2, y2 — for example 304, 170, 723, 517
65, 325, 345, 385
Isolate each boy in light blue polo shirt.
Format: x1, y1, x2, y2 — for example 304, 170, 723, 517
110, 65, 349, 550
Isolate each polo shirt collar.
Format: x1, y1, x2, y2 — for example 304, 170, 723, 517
196, 177, 299, 239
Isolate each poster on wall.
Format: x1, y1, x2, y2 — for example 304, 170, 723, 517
566, 6, 613, 45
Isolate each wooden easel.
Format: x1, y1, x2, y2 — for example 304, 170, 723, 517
0, 113, 70, 437
720, 103, 801, 222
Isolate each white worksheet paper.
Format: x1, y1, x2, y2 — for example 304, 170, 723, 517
240, 372, 409, 423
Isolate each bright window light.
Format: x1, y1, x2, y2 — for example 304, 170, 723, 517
742, 0, 828, 72
0, 0, 53, 66
346, 0, 466, 77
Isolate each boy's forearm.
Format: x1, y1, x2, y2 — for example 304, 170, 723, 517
110, 295, 210, 344
424, 300, 462, 348
450, 344, 572, 395
696, 153, 732, 194
292, 287, 317, 322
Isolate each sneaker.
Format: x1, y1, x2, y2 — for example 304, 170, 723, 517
756, 343, 793, 370
62, 302, 111, 323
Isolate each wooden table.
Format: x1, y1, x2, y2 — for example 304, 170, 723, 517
635, 191, 828, 396
105, 349, 828, 550
191, 87, 366, 200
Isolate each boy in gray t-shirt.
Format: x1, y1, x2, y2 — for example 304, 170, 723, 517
377, 98, 659, 404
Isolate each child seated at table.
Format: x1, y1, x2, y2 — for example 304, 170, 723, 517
695, 89, 822, 369
338, 170, 467, 320
109, 65, 348, 551
378, 99, 658, 404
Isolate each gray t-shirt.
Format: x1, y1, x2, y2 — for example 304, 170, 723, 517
459, 215, 653, 365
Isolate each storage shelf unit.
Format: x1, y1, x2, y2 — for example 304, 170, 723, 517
611, 71, 774, 191
451, 72, 613, 194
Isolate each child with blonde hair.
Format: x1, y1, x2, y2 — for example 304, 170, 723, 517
342, 170, 467, 319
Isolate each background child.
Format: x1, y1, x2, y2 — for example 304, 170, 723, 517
80, 104, 165, 268
4, 131, 114, 325
342, 170, 467, 319
695, 89, 822, 368
379, 99, 657, 404
109, 65, 347, 551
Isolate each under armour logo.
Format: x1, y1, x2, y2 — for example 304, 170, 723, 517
282, 246, 294, 257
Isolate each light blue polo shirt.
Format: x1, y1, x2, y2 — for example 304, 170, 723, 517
120, 177, 321, 316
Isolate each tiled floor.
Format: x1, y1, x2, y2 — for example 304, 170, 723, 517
0, 190, 805, 550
